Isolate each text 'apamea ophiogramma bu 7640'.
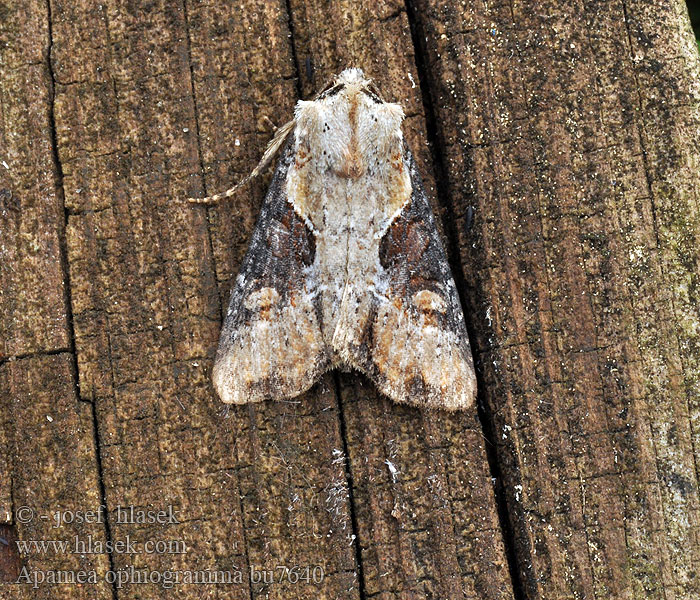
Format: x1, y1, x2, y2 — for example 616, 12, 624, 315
190, 69, 477, 411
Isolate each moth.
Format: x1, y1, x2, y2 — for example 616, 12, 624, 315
190, 69, 476, 410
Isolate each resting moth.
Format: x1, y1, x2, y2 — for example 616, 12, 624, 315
191, 68, 477, 410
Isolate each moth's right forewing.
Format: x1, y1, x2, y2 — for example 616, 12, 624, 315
367, 149, 478, 411
212, 139, 330, 404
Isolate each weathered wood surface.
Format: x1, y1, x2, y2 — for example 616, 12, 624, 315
1, 1, 699, 599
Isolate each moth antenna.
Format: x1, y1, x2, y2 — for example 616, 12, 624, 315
188, 119, 296, 204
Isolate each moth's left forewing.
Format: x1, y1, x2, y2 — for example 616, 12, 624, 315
370, 148, 477, 410
212, 138, 329, 404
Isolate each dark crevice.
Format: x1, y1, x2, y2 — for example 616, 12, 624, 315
45, 2, 79, 403
403, 2, 527, 599
0, 347, 71, 368
283, 0, 304, 99
88, 401, 119, 600
45, 2, 118, 599
333, 373, 367, 600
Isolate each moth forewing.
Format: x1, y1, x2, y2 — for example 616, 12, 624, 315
210, 139, 329, 405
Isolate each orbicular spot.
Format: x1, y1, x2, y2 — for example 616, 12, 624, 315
412, 290, 446, 314
244, 287, 281, 319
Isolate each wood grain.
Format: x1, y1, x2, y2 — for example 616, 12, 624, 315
2, 0, 700, 598
409, 0, 700, 597
0, 1, 110, 598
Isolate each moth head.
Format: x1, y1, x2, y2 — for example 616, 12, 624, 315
318, 68, 380, 101
294, 68, 405, 178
